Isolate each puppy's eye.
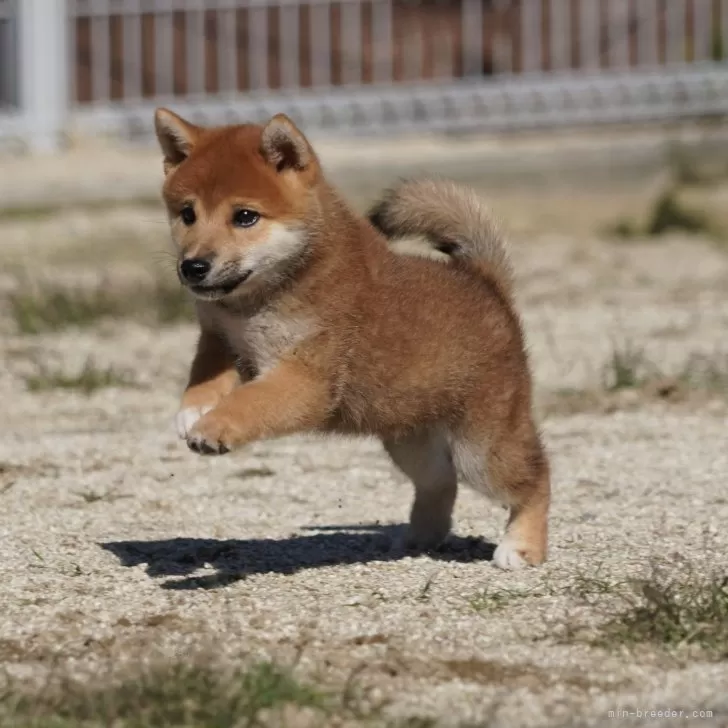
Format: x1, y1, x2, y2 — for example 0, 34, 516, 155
232, 209, 260, 228
180, 205, 196, 226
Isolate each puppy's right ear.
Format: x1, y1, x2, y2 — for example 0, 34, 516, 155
154, 108, 200, 175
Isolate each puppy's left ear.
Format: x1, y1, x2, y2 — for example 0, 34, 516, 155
260, 114, 318, 173
154, 107, 201, 175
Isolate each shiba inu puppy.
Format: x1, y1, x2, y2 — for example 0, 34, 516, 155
155, 108, 550, 569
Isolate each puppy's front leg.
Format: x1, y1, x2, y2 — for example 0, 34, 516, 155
186, 360, 331, 455
177, 328, 242, 439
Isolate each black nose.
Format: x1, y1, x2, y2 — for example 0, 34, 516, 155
180, 258, 211, 283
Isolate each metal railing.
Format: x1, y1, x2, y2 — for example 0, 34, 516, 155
1, 0, 728, 152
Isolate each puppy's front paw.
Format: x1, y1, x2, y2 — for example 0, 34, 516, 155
176, 405, 214, 439
186, 410, 240, 455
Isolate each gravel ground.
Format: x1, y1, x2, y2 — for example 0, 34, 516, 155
1, 180, 728, 726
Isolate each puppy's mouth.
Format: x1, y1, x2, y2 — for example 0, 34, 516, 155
188, 271, 252, 300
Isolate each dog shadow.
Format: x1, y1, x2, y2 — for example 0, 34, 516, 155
101, 524, 495, 590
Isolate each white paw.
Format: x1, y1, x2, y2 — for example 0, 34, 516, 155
175, 406, 213, 439
493, 539, 528, 571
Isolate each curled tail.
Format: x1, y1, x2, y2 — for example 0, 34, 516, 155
367, 177, 513, 298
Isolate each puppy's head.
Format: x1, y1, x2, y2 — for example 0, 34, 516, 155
154, 108, 320, 301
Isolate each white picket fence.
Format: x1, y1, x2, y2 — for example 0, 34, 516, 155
1, 0, 728, 153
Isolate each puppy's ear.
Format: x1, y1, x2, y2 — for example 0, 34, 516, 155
260, 114, 317, 173
154, 108, 201, 175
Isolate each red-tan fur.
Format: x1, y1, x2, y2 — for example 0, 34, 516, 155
155, 108, 550, 569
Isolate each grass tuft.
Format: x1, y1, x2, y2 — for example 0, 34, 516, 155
601, 341, 654, 392
233, 467, 277, 480
0, 661, 332, 728
544, 345, 728, 416
470, 569, 622, 615
0, 197, 162, 224
604, 187, 722, 242
469, 586, 538, 614
75, 487, 131, 504
25, 358, 136, 395
10, 285, 125, 334
605, 218, 640, 240
7, 276, 194, 335
645, 188, 712, 237
595, 571, 728, 657
677, 352, 728, 394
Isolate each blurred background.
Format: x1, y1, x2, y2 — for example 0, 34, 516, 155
1, 0, 728, 152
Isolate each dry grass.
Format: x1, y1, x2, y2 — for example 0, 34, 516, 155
469, 586, 540, 614
0, 197, 161, 224
470, 568, 623, 616
25, 357, 137, 395
542, 343, 728, 416
666, 141, 728, 188
605, 187, 722, 242
586, 568, 728, 659
7, 276, 194, 334
0, 661, 331, 728
602, 344, 728, 399
0, 658, 445, 728
604, 143, 728, 243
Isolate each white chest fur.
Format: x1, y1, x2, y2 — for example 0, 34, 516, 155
206, 303, 316, 376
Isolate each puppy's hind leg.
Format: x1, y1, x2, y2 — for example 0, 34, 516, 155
451, 426, 550, 570
382, 430, 458, 551
492, 446, 549, 570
